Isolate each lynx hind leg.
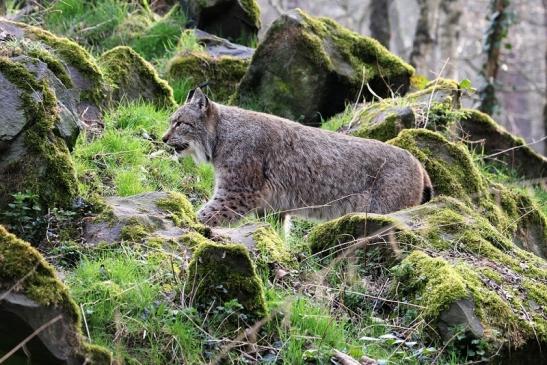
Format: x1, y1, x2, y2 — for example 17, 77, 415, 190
197, 190, 261, 226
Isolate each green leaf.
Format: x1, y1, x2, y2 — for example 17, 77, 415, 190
459, 79, 473, 90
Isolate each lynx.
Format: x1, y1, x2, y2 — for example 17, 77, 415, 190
162, 88, 433, 226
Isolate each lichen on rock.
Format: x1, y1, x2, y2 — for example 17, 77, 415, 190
99, 46, 176, 108
235, 9, 414, 125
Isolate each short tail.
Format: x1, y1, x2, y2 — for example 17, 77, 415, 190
421, 167, 433, 204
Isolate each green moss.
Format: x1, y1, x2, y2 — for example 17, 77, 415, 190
0, 57, 78, 210
308, 212, 400, 256
8, 20, 108, 105
24, 47, 73, 88
236, 9, 413, 124
188, 240, 267, 318
252, 226, 295, 270
82, 344, 113, 364
0, 225, 72, 306
346, 78, 463, 141
120, 218, 153, 242
458, 109, 547, 180
297, 9, 414, 83
307, 195, 547, 347
156, 191, 208, 234
0, 226, 112, 362
393, 251, 468, 317
239, 0, 261, 28
99, 46, 175, 108
179, 231, 211, 249
387, 129, 483, 202
167, 51, 249, 103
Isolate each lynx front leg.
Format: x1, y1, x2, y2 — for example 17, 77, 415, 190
197, 189, 261, 226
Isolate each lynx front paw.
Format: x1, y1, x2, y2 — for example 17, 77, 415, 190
197, 208, 221, 226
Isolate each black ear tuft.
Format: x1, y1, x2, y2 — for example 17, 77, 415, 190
185, 88, 196, 103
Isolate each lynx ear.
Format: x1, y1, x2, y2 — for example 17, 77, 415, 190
189, 87, 209, 111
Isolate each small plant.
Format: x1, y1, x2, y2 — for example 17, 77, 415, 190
2, 191, 46, 244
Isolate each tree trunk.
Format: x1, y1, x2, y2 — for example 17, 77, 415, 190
370, 0, 391, 48
478, 0, 512, 116
409, 0, 435, 69
543, 0, 547, 153
438, 0, 462, 79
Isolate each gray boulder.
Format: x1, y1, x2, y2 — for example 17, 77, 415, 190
235, 9, 414, 126
183, 0, 261, 43
0, 56, 78, 212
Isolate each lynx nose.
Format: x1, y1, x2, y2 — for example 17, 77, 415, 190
162, 134, 169, 143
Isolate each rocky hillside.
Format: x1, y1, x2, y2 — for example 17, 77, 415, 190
0, 1, 545, 364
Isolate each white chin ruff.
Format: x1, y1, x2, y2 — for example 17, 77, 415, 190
189, 141, 208, 164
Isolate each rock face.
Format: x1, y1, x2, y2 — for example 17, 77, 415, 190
0, 19, 108, 129
235, 9, 414, 126
99, 46, 176, 108
183, 0, 261, 43
167, 29, 253, 103
0, 57, 78, 212
308, 196, 547, 361
82, 192, 272, 319
0, 226, 112, 364
212, 223, 295, 274
307, 130, 547, 361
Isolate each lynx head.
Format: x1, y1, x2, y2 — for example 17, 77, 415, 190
162, 88, 217, 163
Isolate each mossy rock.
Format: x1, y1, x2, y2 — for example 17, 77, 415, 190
167, 50, 248, 103
0, 19, 108, 129
185, 0, 261, 43
83, 191, 207, 245
99, 46, 176, 108
187, 236, 267, 318
211, 223, 295, 275
0, 225, 112, 363
235, 9, 414, 125
307, 196, 547, 359
0, 57, 78, 213
455, 109, 547, 179
343, 79, 463, 141
387, 129, 537, 233
388, 129, 487, 203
